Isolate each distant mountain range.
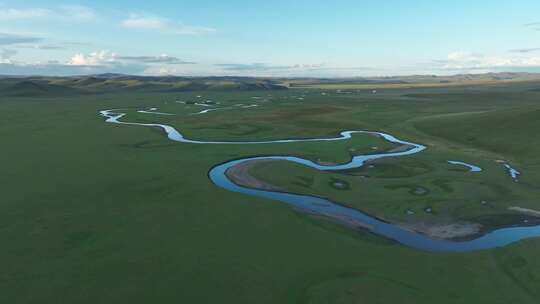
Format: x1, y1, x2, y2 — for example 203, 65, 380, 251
0, 75, 288, 97
282, 72, 540, 88
1, 72, 539, 97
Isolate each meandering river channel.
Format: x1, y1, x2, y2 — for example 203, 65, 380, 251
100, 109, 540, 252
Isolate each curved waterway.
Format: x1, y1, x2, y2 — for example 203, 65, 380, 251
447, 161, 482, 172
100, 109, 540, 252
504, 163, 521, 182
137, 108, 175, 115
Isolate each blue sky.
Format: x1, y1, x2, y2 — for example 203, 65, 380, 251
1, 0, 540, 76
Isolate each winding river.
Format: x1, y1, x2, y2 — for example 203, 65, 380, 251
100, 109, 540, 252
447, 161, 482, 172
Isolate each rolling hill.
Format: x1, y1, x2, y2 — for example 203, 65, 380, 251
1, 72, 540, 97
0, 75, 288, 97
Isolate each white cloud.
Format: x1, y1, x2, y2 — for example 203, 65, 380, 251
215, 63, 327, 72
117, 54, 194, 64
0, 32, 42, 45
141, 63, 218, 76
0, 5, 96, 22
157, 66, 177, 76
525, 22, 540, 31
121, 14, 215, 35
0, 48, 17, 63
67, 50, 195, 67
509, 48, 540, 53
290, 63, 325, 69
68, 50, 116, 66
59, 5, 97, 21
0, 49, 197, 76
0, 8, 50, 20
122, 15, 165, 30
435, 51, 540, 71
27, 44, 65, 50
0, 61, 144, 76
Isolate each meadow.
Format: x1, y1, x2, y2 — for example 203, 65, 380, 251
2, 80, 540, 303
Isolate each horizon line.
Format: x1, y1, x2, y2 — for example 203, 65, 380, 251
1, 71, 539, 79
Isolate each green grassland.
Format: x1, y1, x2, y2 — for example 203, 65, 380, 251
2, 79, 540, 303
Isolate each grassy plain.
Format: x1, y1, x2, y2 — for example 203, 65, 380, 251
2, 81, 540, 303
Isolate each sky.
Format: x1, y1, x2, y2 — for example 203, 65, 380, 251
1, 0, 540, 77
